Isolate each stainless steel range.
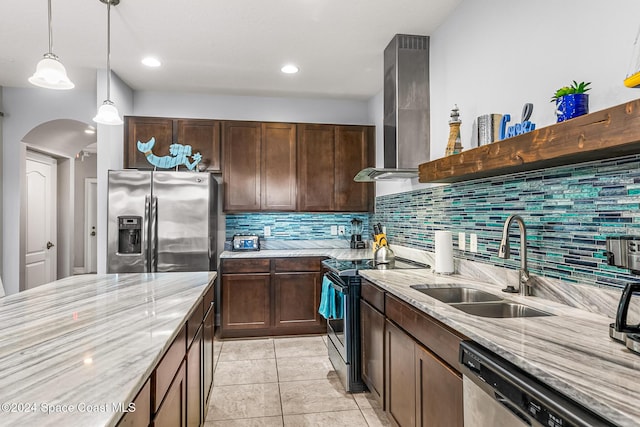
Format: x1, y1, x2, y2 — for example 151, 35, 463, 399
322, 257, 429, 392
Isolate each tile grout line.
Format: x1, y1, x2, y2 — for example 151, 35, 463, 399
273, 338, 286, 426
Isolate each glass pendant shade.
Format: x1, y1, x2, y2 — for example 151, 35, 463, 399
29, 53, 75, 89
29, 0, 74, 90
93, 100, 123, 125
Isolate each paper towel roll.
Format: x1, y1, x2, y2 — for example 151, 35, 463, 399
434, 231, 454, 274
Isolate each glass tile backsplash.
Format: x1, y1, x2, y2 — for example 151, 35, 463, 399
373, 153, 640, 289
226, 212, 370, 241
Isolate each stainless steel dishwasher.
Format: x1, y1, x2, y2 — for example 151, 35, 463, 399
459, 341, 615, 427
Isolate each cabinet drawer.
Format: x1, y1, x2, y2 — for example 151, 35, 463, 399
153, 326, 186, 413
361, 280, 385, 313
222, 258, 271, 273
204, 283, 214, 307
275, 257, 323, 272
385, 294, 464, 370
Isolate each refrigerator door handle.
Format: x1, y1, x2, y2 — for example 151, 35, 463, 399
144, 195, 151, 272
150, 195, 158, 272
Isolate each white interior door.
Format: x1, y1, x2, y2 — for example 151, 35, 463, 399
25, 152, 57, 289
85, 178, 98, 273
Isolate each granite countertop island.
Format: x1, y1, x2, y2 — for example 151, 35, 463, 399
358, 268, 640, 427
0, 272, 215, 427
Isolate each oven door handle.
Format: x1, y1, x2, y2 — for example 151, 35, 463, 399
325, 273, 348, 294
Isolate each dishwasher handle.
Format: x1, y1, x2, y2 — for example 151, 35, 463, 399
494, 392, 532, 426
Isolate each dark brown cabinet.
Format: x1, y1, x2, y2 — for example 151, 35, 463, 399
117, 283, 214, 427
385, 319, 417, 427
297, 124, 374, 212
360, 299, 385, 405
384, 294, 464, 427
262, 123, 297, 210
124, 116, 221, 172
220, 257, 326, 338
297, 124, 336, 211
221, 272, 271, 331
222, 121, 262, 211
154, 361, 187, 427
415, 344, 463, 427
223, 122, 297, 212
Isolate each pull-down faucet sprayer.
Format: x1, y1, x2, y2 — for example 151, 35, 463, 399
498, 214, 531, 296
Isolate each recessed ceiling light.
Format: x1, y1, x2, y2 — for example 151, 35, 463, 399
142, 57, 161, 67
281, 64, 299, 74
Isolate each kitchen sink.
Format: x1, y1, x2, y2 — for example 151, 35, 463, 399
410, 285, 503, 303
449, 301, 552, 318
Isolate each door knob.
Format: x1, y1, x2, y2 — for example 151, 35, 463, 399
46, 241, 55, 249
90, 226, 96, 237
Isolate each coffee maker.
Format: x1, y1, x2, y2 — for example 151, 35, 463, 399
606, 235, 640, 355
350, 218, 366, 249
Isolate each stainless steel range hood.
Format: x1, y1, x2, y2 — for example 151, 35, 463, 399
354, 34, 430, 182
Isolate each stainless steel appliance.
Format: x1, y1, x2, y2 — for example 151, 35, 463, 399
605, 235, 640, 352
460, 341, 615, 426
232, 234, 260, 251
107, 170, 217, 273
322, 257, 429, 392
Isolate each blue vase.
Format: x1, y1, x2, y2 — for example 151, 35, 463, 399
556, 93, 589, 122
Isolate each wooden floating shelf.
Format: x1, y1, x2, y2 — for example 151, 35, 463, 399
419, 98, 640, 183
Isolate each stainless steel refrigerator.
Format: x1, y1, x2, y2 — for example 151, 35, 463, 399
107, 170, 217, 273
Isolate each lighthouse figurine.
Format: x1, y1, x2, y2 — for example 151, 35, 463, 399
445, 105, 463, 156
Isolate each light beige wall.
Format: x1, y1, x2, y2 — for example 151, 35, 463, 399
73, 155, 97, 269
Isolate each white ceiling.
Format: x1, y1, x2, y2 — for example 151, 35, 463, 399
0, 0, 461, 100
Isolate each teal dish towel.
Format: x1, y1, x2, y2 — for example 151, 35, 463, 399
318, 276, 332, 319
332, 286, 344, 319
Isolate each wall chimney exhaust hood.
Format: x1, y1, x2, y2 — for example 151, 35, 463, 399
354, 34, 430, 182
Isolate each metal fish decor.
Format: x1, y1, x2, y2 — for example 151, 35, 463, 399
137, 137, 202, 170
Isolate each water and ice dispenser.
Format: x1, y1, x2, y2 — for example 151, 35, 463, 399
118, 216, 142, 254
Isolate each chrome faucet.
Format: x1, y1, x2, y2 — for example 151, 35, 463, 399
498, 214, 531, 296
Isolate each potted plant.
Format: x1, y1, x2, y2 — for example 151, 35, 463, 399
551, 81, 591, 122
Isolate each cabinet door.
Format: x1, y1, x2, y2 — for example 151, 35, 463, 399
186, 327, 202, 427
154, 361, 187, 427
415, 344, 463, 427
203, 304, 214, 415
223, 121, 261, 211
221, 273, 271, 332
361, 300, 385, 406
297, 124, 335, 211
385, 320, 416, 427
273, 272, 324, 330
124, 117, 175, 169
261, 123, 297, 211
335, 125, 373, 211
176, 119, 221, 172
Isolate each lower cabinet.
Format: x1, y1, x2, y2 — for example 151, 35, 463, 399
116, 283, 214, 427
385, 319, 463, 427
154, 362, 187, 427
220, 257, 326, 338
360, 299, 385, 405
360, 279, 464, 427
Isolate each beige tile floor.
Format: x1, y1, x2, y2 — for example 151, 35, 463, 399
204, 335, 390, 427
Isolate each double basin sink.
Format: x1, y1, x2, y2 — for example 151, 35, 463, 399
410, 285, 552, 318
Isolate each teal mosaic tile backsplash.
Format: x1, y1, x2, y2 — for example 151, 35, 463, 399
374, 154, 640, 289
226, 213, 370, 240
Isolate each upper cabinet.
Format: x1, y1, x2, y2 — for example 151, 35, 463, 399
224, 121, 374, 213
298, 124, 374, 212
222, 121, 262, 211
124, 116, 221, 172
222, 121, 297, 212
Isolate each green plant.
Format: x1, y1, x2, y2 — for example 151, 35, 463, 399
551, 80, 591, 102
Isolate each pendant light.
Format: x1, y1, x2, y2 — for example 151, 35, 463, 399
93, 0, 123, 125
29, 0, 74, 90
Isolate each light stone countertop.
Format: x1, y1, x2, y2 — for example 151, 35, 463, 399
0, 272, 216, 427
358, 268, 640, 427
